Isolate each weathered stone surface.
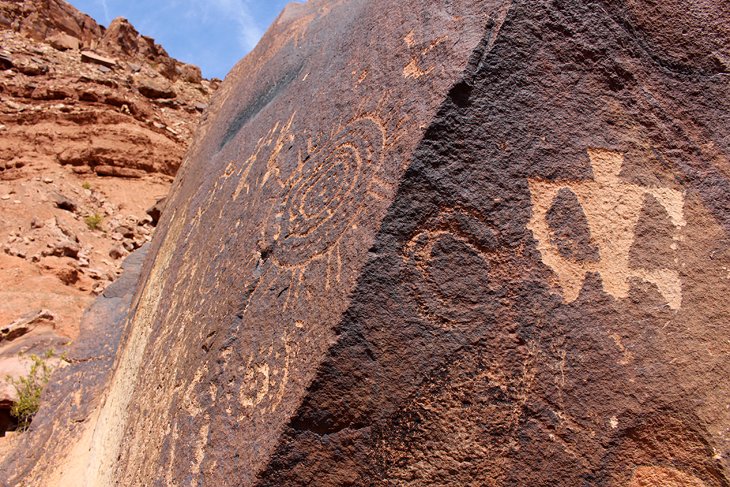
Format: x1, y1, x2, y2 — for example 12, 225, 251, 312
47, 31, 78, 51
136, 76, 176, 99
80, 50, 116, 68
0, 52, 12, 70
178, 63, 203, 84
93, 164, 145, 178
3, 0, 729, 485
0, 246, 148, 481
0, 309, 54, 342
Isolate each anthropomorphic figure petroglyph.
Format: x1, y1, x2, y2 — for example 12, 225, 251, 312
528, 149, 685, 309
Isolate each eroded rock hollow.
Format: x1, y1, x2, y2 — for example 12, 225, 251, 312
2, 0, 729, 485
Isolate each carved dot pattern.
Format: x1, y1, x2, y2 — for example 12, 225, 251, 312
272, 117, 385, 267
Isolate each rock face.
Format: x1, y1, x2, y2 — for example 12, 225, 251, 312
2, 0, 729, 485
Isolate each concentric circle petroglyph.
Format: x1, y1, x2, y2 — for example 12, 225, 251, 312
403, 210, 501, 329
270, 117, 386, 267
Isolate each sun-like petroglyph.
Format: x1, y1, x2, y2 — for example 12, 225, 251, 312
527, 149, 686, 309
250, 116, 389, 308
271, 117, 387, 266
237, 331, 299, 414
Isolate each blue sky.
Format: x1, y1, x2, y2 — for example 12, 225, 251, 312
67, 0, 297, 79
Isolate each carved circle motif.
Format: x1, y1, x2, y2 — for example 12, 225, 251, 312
403, 210, 499, 329
272, 118, 385, 267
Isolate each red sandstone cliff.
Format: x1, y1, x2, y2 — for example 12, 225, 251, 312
0, 0, 215, 438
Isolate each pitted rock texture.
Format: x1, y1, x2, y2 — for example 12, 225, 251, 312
2, 0, 729, 485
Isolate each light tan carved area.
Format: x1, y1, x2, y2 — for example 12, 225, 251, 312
107, 109, 400, 485
627, 466, 707, 487
401, 28, 448, 79
232, 114, 296, 202
401, 1, 512, 80
237, 331, 299, 414
527, 149, 685, 309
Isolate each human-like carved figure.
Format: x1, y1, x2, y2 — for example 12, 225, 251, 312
528, 149, 685, 309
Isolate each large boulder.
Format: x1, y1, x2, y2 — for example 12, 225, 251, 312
2, 0, 729, 485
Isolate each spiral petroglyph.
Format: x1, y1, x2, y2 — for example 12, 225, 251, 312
269, 117, 387, 268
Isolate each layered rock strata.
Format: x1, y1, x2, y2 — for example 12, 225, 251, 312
0, 0, 212, 438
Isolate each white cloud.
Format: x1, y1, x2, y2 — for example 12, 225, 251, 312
98, 0, 110, 23
197, 0, 264, 51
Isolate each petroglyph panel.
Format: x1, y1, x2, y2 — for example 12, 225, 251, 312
528, 149, 686, 309
5, 0, 728, 485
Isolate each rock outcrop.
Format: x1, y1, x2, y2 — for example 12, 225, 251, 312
0, 0, 213, 335
0, 0, 212, 438
2, 0, 729, 485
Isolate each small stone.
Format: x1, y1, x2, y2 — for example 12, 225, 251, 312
109, 245, 126, 260
0, 52, 12, 70
81, 51, 116, 68
57, 267, 80, 285
48, 33, 80, 51
137, 77, 176, 99
16, 60, 48, 76
52, 192, 78, 212
94, 165, 145, 178
178, 63, 202, 84
43, 177, 53, 184
146, 197, 167, 226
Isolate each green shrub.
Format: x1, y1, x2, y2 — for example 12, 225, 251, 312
84, 213, 103, 231
81, 181, 91, 190
8, 354, 55, 431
